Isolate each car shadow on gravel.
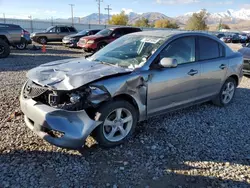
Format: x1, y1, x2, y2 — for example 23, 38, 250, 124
0, 149, 249, 187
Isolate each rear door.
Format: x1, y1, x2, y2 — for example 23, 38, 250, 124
57, 27, 70, 40
197, 36, 228, 99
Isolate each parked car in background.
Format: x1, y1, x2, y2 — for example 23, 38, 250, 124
77, 27, 142, 52
242, 43, 250, 48
216, 33, 225, 39
239, 33, 248, 43
238, 47, 250, 75
0, 23, 22, 58
232, 34, 241, 43
20, 31, 243, 149
62, 29, 101, 48
220, 35, 233, 43
31, 25, 77, 44
16, 29, 32, 50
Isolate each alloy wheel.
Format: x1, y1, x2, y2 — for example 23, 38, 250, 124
222, 82, 235, 104
103, 108, 133, 142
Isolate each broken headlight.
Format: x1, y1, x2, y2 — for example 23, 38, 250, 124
69, 93, 81, 104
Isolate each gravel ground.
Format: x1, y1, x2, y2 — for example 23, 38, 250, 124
0, 43, 249, 188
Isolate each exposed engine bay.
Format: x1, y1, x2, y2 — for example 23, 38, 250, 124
23, 80, 110, 112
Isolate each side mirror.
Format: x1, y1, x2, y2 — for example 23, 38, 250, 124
159, 58, 178, 68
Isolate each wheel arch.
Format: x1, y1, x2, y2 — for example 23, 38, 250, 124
112, 94, 140, 118
0, 35, 10, 44
227, 74, 239, 86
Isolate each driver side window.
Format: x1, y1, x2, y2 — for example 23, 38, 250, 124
160, 37, 196, 65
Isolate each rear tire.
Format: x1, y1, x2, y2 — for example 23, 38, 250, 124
0, 39, 10, 58
16, 39, 27, 50
212, 77, 236, 107
94, 100, 138, 148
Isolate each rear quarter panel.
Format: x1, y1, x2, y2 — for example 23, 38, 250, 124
226, 52, 243, 84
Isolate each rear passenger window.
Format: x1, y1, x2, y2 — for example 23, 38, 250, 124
60, 27, 69, 32
68, 27, 77, 32
198, 37, 224, 60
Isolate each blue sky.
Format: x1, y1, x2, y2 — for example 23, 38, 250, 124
0, 0, 249, 19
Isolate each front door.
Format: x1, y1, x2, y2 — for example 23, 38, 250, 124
147, 36, 201, 116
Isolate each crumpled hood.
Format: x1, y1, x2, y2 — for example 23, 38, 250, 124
238, 47, 250, 59
27, 58, 131, 90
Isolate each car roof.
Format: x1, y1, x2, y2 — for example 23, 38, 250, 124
129, 30, 214, 38
109, 26, 141, 30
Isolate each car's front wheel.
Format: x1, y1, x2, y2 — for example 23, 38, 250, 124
212, 77, 236, 107
94, 100, 138, 148
38, 37, 47, 44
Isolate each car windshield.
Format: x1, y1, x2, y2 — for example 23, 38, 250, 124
89, 34, 165, 69
77, 30, 88, 35
46, 26, 54, 32
95, 29, 113, 36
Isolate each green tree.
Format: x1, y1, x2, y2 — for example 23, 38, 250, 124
185, 9, 209, 31
108, 11, 128, 25
134, 18, 150, 27
154, 19, 179, 29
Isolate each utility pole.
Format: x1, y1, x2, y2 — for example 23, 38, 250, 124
96, 0, 103, 25
105, 5, 112, 24
51, 17, 53, 26
69, 4, 74, 26
28, 15, 33, 32
1, 13, 6, 24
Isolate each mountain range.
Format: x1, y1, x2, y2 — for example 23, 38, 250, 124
52, 8, 250, 28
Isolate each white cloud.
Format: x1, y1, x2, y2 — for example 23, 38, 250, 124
241, 4, 250, 9
111, 8, 133, 15
156, 0, 200, 5
122, 8, 133, 14
215, 1, 233, 5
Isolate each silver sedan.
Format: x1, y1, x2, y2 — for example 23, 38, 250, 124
20, 31, 243, 149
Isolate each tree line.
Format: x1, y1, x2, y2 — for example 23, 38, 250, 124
108, 10, 230, 31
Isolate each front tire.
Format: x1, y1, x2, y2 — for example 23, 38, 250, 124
212, 77, 236, 107
94, 100, 138, 148
38, 37, 47, 44
0, 39, 10, 58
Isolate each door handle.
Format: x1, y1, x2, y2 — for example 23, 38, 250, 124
220, 64, 226, 69
188, 69, 198, 76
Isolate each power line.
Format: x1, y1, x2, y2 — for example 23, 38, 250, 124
105, 5, 112, 24
69, 4, 75, 26
96, 0, 103, 25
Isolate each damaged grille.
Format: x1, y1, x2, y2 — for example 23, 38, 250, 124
23, 81, 48, 98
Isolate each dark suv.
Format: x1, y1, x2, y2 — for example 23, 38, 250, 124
77, 27, 142, 52
30, 25, 77, 44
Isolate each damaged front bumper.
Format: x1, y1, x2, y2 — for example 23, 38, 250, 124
20, 93, 101, 149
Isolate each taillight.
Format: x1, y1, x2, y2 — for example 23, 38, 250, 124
22, 30, 30, 35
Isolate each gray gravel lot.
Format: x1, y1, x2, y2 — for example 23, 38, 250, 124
0, 43, 249, 188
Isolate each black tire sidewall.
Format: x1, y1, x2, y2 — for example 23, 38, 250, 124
0, 39, 10, 58
219, 78, 236, 106
97, 42, 106, 50
95, 100, 138, 147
